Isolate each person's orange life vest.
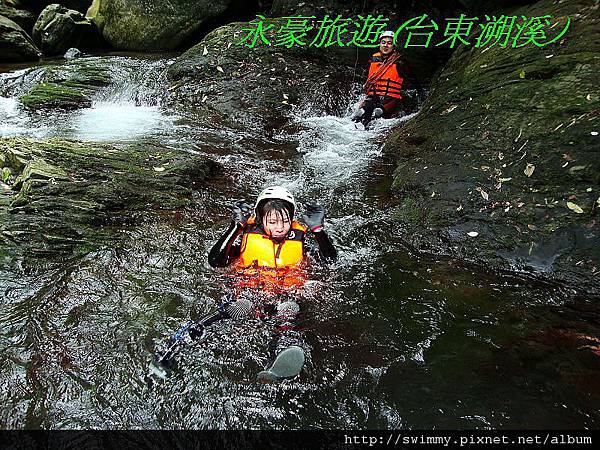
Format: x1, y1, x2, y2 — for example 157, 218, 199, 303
239, 217, 307, 269
366, 52, 404, 100
234, 217, 308, 293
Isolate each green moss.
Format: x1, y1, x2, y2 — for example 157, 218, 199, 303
384, 0, 600, 291
0, 137, 219, 260
393, 196, 426, 226
19, 60, 111, 111
20, 82, 92, 109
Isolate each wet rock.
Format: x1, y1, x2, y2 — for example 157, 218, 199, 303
385, 0, 600, 293
270, 0, 359, 16
63, 46, 83, 58
86, 0, 235, 51
32, 4, 100, 55
0, 137, 220, 259
0, 14, 41, 62
166, 19, 357, 131
3, 1, 92, 14
19, 58, 111, 110
0, 4, 35, 32
19, 81, 91, 109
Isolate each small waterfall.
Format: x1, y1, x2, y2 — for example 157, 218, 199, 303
0, 56, 179, 142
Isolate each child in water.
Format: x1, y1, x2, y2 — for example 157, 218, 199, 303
208, 185, 337, 381
154, 186, 336, 381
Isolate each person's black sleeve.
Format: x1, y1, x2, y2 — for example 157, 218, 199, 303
307, 230, 337, 263
208, 221, 244, 268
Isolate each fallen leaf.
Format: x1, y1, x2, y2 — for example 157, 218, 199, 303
153, 167, 166, 172
524, 163, 535, 177
216, 66, 224, 73
467, 231, 479, 237
442, 104, 458, 115
527, 224, 537, 230
480, 189, 489, 201
567, 201, 584, 213
283, 93, 289, 100
203, 46, 208, 55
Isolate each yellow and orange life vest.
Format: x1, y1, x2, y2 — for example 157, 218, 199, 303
239, 217, 307, 269
365, 52, 404, 100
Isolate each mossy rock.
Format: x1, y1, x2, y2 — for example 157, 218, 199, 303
87, 0, 235, 51
18, 58, 111, 110
20, 82, 92, 109
166, 19, 358, 130
32, 3, 101, 55
0, 13, 41, 62
0, 5, 35, 32
0, 137, 220, 260
385, 0, 600, 292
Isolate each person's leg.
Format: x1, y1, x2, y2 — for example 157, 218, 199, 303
382, 98, 400, 118
360, 97, 378, 126
258, 296, 306, 381
353, 96, 377, 123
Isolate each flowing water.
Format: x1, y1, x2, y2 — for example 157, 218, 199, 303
0, 55, 598, 429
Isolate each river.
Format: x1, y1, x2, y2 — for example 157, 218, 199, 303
0, 55, 598, 429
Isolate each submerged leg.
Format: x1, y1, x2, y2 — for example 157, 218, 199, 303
257, 299, 307, 382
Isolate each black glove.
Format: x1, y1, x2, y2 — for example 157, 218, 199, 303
232, 200, 253, 225
302, 204, 325, 232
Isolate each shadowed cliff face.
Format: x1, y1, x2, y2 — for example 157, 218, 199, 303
385, 0, 600, 293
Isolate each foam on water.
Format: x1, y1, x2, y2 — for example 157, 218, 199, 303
72, 102, 176, 142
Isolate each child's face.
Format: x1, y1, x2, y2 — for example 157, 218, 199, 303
262, 209, 291, 240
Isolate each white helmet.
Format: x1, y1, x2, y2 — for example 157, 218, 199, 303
380, 30, 395, 41
254, 185, 296, 219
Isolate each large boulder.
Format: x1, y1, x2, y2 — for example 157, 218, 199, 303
166, 19, 358, 131
32, 4, 100, 55
0, 137, 219, 259
2, 1, 92, 14
0, 14, 41, 61
86, 0, 235, 51
0, 4, 35, 31
385, 0, 600, 292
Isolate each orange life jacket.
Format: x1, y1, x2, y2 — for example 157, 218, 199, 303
366, 52, 404, 100
235, 217, 308, 294
239, 217, 307, 269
